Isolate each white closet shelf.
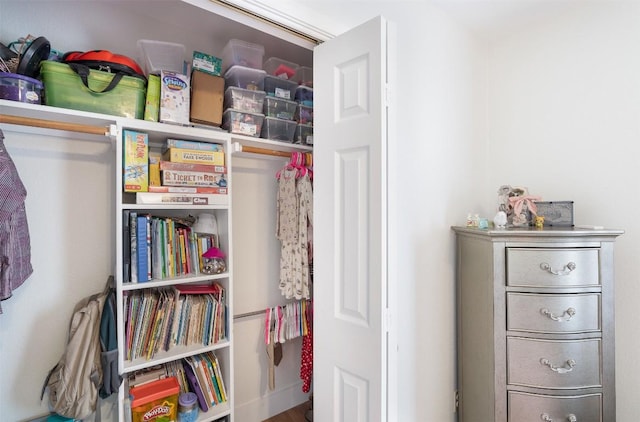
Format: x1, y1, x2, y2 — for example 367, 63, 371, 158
1, 100, 313, 156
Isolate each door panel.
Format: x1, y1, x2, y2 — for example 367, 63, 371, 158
314, 15, 388, 422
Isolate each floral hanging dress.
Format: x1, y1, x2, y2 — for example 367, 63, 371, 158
276, 169, 312, 300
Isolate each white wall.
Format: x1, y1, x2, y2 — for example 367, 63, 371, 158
0, 128, 116, 420
485, 3, 640, 419
231, 155, 309, 420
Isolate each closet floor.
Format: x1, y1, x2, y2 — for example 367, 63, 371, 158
262, 400, 312, 422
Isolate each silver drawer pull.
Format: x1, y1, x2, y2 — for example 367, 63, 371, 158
540, 307, 576, 322
540, 261, 577, 275
540, 357, 576, 373
541, 414, 577, 422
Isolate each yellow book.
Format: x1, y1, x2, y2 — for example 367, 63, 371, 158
162, 148, 225, 166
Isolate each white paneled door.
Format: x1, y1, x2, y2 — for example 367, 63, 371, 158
314, 16, 389, 422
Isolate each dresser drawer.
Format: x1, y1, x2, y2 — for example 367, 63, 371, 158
507, 337, 601, 389
508, 391, 602, 422
507, 293, 601, 333
506, 248, 600, 288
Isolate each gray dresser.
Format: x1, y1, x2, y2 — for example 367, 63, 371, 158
452, 227, 623, 422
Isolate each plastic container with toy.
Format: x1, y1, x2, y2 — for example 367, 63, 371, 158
263, 57, 298, 79
129, 377, 180, 422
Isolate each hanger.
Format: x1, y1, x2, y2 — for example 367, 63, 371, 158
276, 152, 309, 179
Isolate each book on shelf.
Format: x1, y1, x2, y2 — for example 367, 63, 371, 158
201, 352, 222, 405
183, 359, 209, 412
123, 210, 131, 283
208, 351, 227, 403
130, 212, 138, 283
123, 286, 227, 362
136, 214, 150, 283
189, 354, 216, 407
163, 138, 225, 153
162, 147, 225, 166
136, 192, 228, 206
128, 364, 167, 388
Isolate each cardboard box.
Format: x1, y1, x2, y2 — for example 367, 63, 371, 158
123, 130, 149, 192
190, 70, 224, 127
160, 70, 190, 125
162, 148, 225, 166
192, 51, 222, 76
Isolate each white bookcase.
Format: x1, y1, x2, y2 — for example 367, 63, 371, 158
115, 120, 235, 421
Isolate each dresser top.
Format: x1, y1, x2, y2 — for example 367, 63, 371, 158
452, 225, 624, 239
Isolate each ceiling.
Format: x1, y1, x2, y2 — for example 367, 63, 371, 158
431, 0, 595, 40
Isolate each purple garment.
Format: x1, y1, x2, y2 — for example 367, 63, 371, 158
0, 129, 33, 314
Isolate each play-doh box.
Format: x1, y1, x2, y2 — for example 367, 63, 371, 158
129, 377, 180, 422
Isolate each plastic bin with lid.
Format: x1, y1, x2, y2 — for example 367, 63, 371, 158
294, 123, 313, 145
294, 66, 313, 87
129, 377, 180, 422
222, 108, 265, 138
264, 75, 297, 100
0, 73, 43, 104
137, 39, 186, 76
224, 65, 266, 91
261, 116, 296, 142
263, 96, 297, 120
40, 60, 146, 119
263, 57, 299, 79
221, 39, 264, 72
224, 86, 266, 113
295, 85, 313, 106
295, 104, 313, 125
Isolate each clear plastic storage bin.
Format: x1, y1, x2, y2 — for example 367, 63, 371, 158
221, 39, 264, 72
224, 87, 266, 113
264, 75, 297, 100
137, 39, 186, 76
294, 123, 313, 145
261, 117, 296, 142
295, 85, 313, 106
295, 104, 313, 125
0, 73, 43, 104
222, 109, 265, 138
294, 66, 313, 87
224, 65, 266, 91
263, 96, 297, 120
263, 57, 299, 79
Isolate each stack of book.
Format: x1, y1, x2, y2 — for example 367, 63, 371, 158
122, 212, 220, 283
183, 351, 228, 411
136, 138, 228, 205
123, 283, 227, 360
126, 352, 228, 412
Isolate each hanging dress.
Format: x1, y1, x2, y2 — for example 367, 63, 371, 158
276, 168, 312, 300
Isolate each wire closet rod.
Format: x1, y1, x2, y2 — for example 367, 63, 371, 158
233, 309, 266, 320
0, 114, 111, 136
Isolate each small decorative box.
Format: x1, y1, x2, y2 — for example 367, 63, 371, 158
535, 201, 574, 226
